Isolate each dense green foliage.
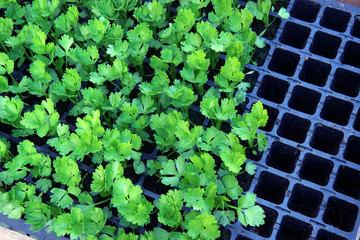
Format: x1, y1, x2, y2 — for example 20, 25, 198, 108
0, 0, 288, 239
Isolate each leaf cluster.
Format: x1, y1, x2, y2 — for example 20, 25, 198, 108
0, 0, 286, 239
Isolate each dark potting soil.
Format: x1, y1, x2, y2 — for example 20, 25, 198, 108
142, 174, 171, 195
219, 226, 232, 240
243, 68, 259, 93
237, 171, 255, 192
251, 17, 281, 40
21, 134, 48, 146
188, 108, 205, 126
140, 137, 157, 155
272, 0, 291, 12
235, 98, 249, 115
252, 44, 270, 66
0, 122, 15, 135
245, 145, 263, 161
123, 160, 142, 184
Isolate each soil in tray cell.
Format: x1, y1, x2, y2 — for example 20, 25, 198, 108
299, 58, 331, 87
323, 196, 359, 232
251, 17, 281, 40
287, 183, 323, 218
257, 75, 289, 104
290, 0, 320, 23
280, 22, 311, 49
309, 124, 344, 155
276, 215, 313, 240
254, 171, 289, 204
288, 85, 321, 115
271, 0, 290, 12
341, 41, 360, 68
188, 108, 205, 126
219, 226, 232, 240
123, 160, 142, 184
351, 18, 360, 38
331, 68, 360, 97
310, 31, 342, 59
299, 153, 334, 186
259, 104, 279, 132
252, 44, 270, 67
265, 141, 300, 173
320, 7, 351, 32
344, 135, 360, 165
142, 174, 171, 195
237, 171, 255, 192
320, 96, 354, 126
268, 48, 300, 76
277, 113, 311, 143
333, 165, 360, 200
315, 229, 348, 240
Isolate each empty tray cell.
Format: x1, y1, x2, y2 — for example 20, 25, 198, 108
351, 18, 360, 38
344, 135, 360, 165
333, 165, 360, 200
277, 113, 311, 143
310, 31, 341, 59
323, 197, 359, 232
288, 85, 321, 114
254, 171, 289, 204
320, 96, 354, 126
266, 141, 300, 173
315, 229, 347, 240
259, 104, 279, 132
320, 7, 351, 32
268, 48, 300, 76
330, 68, 360, 97
354, 108, 360, 131
243, 205, 278, 238
310, 124, 344, 155
276, 215, 313, 240
341, 41, 360, 68
288, 184, 323, 218
257, 75, 290, 103
299, 153, 334, 186
279, 22, 311, 49
290, 0, 320, 22
299, 58, 331, 86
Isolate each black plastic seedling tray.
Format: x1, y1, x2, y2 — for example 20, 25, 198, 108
233, 0, 360, 239
1, 0, 360, 240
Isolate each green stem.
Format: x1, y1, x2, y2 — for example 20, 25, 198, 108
24, 50, 32, 61
216, 120, 222, 130
94, 197, 111, 206
67, 96, 77, 105
81, 172, 89, 186
9, 73, 16, 84
226, 203, 237, 210
248, 136, 254, 149
109, 80, 122, 90
226, 91, 233, 99
181, 106, 190, 122
166, 3, 171, 23
195, 83, 204, 97
0, 42, 8, 52
170, 64, 176, 81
